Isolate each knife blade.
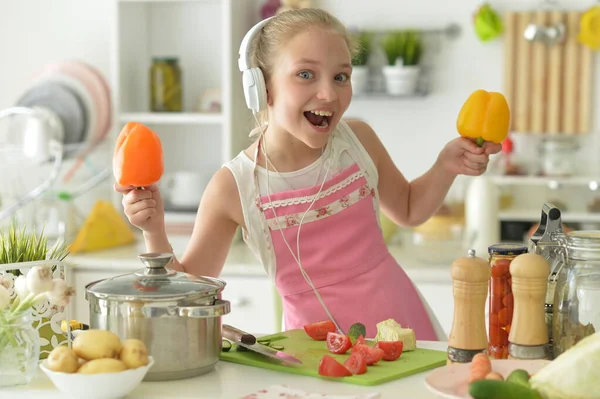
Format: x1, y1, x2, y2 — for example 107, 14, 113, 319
222, 324, 302, 364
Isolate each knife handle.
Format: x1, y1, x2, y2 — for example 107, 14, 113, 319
222, 324, 256, 345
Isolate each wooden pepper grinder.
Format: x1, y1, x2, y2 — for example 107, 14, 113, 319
508, 252, 550, 360
447, 249, 491, 364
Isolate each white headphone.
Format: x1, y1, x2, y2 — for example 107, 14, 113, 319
238, 17, 274, 114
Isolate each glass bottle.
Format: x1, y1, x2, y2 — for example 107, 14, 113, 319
487, 243, 528, 359
0, 313, 41, 387
150, 57, 182, 112
552, 231, 600, 357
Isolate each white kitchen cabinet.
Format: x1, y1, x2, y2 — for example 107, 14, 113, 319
219, 275, 279, 335
65, 267, 129, 323
109, 0, 255, 214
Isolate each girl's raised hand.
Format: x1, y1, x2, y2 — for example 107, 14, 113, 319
114, 183, 166, 234
438, 137, 502, 177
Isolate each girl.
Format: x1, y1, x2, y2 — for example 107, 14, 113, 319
116, 8, 501, 340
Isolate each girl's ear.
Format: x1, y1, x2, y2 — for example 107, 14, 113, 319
266, 88, 273, 106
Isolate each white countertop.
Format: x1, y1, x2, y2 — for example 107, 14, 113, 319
65, 234, 453, 284
3, 341, 446, 399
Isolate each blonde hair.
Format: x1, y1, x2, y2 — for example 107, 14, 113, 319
248, 8, 358, 136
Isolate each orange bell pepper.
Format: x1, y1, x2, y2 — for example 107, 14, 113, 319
456, 89, 510, 147
113, 122, 164, 187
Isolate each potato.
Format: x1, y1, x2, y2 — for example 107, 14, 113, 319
77, 358, 127, 374
73, 329, 123, 360
47, 346, 80, 373
119, 339, 149, 369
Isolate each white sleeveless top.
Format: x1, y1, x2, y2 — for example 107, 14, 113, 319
223, 120, 380, 280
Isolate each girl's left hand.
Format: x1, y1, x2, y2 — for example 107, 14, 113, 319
438, 137, 502, 176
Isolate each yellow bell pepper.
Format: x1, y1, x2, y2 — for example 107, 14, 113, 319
456, 89, 510, 147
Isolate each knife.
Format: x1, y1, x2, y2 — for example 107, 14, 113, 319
222, 324, 302, 364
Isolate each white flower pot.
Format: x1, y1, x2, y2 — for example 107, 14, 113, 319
382, 65, 420, 95
351, 66, 369, 94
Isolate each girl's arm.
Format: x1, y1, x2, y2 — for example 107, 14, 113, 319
346, 120, 494, 227
144, 167, 243, 277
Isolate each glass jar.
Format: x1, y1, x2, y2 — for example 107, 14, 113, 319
539, 136, 580, 177
553, 231, 600, 357
150, 57, 182, 112
0, 313, 40, 387
487, 243, 528, 359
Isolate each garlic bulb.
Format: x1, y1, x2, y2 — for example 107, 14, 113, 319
26, 265, 54, 295
14, 275, 29, 300
0, 285, 10, 309
45, 278, 75, 307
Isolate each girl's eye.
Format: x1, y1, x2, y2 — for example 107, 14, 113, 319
298, 71, 313, 79
335, 73, 349, 82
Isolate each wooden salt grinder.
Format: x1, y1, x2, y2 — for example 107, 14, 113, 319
508, 253, 551, 360
447, 249, 491, 365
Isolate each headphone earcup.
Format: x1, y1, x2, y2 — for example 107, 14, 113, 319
242, 67, 267, 113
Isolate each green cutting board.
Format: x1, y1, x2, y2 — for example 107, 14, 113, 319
219, 329, 447, 386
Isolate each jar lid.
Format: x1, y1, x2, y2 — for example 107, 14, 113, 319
85, 253, 226, 301
488, 243, 528, 255
152, 57, 179, 63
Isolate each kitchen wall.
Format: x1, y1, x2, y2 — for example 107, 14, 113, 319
1, 0, 599, 183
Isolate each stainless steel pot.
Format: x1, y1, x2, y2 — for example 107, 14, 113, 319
85, 252, 230, 381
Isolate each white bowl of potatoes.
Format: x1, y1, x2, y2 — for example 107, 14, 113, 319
41, 329, 154, 399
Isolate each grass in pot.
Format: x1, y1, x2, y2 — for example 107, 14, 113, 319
351, 30, 373, 95
381, 30, 422, 95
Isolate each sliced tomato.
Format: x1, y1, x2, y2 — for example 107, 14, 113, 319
374, 341, 404, 361
303, 320, 336, 341
353, 335, 365, 346
326, 332, 352, 354
343, 352, 367, 375
318, 355, 352, 377
351, 344, 384, 365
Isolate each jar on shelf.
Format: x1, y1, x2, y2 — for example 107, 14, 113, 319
487, 243, 528, 359
539, 136, 580, 177
150, 57, 182, 112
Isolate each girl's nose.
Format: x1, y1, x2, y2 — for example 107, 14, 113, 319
316, 82, 338, 102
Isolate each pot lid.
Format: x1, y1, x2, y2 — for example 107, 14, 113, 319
86, 253, 226, 301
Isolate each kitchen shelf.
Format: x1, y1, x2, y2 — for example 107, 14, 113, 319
490, 175, 600, 188
499, 210, 600, 223
118, 112, 223, 125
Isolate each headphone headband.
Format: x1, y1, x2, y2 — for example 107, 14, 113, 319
238, 17, 274, 72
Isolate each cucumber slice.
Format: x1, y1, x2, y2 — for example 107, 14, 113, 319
221, 340, 232, 352
269, 344, 284, 350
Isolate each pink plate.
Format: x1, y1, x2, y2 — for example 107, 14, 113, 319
424, 359, 550, 399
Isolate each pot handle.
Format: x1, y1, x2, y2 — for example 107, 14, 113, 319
178, 299, 230, 318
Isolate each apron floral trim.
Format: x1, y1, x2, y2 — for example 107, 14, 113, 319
267, 184, 375, 231
259, 170, 365, 211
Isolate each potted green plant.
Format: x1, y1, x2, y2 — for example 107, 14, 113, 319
351, 30, 372, 94
381, 30, 422, 95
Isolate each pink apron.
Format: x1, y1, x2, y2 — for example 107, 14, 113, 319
253, 138, 437, 340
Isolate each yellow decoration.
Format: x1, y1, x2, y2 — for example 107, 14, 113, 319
578, 6, 600, 51
69, 201, 135, 253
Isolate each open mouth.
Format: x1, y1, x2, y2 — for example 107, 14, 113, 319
304, 110, 333, 128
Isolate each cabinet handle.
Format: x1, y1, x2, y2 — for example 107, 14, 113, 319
230, 297, 251, 307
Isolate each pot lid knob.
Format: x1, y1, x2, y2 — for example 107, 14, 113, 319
137, 252, 175, 276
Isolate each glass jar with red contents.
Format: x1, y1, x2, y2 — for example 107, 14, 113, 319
487, 243, 528, 359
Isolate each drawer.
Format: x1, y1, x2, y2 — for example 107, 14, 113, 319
220, 275, 279, 335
